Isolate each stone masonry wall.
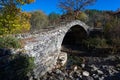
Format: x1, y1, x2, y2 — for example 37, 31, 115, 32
22, 20, 90, 79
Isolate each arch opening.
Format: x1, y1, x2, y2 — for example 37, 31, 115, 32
61, 25, 88, 53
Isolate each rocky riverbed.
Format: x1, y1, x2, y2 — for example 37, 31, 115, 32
40, 54, 120, 80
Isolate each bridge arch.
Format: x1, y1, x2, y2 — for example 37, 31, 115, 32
62, 25, 87, 45
59, 20, 89, 52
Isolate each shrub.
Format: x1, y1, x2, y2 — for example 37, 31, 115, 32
30, 10, 49, 31
48, 12, 61, 25
76, 12, 88, 22
82, 37, 108, 49
0, 36, 21, 49
0, 54, 35, 80
68, 55, 85, 66
0, 0, 34, 35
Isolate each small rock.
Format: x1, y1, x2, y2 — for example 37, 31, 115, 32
91, 65, 98, 71
116, 64, 120, 68
92, 74, 95, 76
108, 69, 113, 75
55, 64, 61, 69
64, 72, 68, 77
29, 76, 33, 80
72, 72, 79, 78
58, 76, 64, 80
82, 71, 90, 76
74, 66, 78, 71
61, 72, 66, 77
98, 77, 104, 80
75, 71, 81, 76
82, 76, 94, 80
102, 65, 108, 69
69, 71, 74, 77
69, 75, 74, 80
47, 70, 52, 74
76, 77, 82, 80
56, 69, 62, 74
81, 64, 85, 68
97, 70, 104, 75
58, 52, 67, 66
112, 69, 119, 73
93, 74, 99, 79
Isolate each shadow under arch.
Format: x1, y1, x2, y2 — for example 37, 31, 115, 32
61, 25, 88, 53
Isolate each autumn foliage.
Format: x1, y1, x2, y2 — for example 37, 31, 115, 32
0, 0, 34, 35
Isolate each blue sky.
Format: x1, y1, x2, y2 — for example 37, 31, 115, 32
22, 0, 120, 15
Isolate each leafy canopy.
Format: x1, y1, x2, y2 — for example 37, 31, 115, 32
30, 10, 49, 31
0, 0, 34, 35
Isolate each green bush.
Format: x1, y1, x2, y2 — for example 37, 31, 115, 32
48, 12, 61, 25
30, 10, 49, 31
0, 36, 21, 49
82, 37, 108, 49
68, 55, 85, 66
0, 54, 35, 80
76, 12, 88, 22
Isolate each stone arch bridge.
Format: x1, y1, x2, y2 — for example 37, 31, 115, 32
21, 20, 94, 78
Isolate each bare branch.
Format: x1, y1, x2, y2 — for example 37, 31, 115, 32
58, 0, 96, 13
